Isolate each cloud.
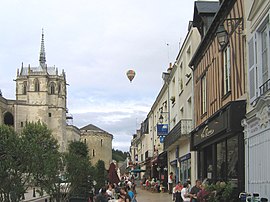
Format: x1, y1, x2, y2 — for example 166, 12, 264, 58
0, 0, 196, 151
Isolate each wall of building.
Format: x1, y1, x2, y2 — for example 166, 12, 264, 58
81, 132, 113, 169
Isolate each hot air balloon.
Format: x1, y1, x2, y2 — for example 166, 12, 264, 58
126, 69, 136, 82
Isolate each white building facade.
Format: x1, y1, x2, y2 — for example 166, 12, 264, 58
243, 0, 270, 198
164, 23, 200, 185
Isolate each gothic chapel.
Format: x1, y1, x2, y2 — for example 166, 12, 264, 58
0, 31, 112, 167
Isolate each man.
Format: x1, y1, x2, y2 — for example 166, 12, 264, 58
189, 180, 202, 202
168, 172, 174, 194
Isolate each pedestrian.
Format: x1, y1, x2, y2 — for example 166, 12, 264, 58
119, 187, 132, 202
168, 172, 174, 194
181, 182, 191, 202
174, 181, 183, 202
127, 186, 137, 202
189, 180, 202, 202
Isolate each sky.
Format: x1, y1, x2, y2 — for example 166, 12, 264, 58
0, 0, 197, 152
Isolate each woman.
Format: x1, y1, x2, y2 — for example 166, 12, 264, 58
174, 181, 183, 202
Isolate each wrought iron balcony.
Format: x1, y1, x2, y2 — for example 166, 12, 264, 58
164, 119, 192, 150
259, 78, 270, 96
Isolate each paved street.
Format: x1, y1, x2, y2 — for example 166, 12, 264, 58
136, 188, 172, 202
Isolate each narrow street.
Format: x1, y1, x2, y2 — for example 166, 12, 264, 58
136, 188, 172, 202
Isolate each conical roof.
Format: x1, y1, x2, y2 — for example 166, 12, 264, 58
80, 124, 111, 135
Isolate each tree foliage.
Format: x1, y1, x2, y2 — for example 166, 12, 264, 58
112, 149, 128, 162
0, 125, 25, 202
65, 141, 94, 199
0, 122, 63, 202
94, 160, 107, 192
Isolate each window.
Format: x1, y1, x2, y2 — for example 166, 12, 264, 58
21, 122, 24, 127
84, 139, 86, 144
93, 149, 95, 157
58, 83, 61, 94
223, 45, 231, 94
34, 79, 40, 92
49, 82, 56, 94
22, 81, 27, 95
48, 113, 51, 117
261, 27, 268, 83
101, 139, 103, 147
201, 75, 207, 114
248, 18, 270, 102
180, 157, 191, 183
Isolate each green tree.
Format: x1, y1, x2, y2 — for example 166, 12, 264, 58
0, 125, 26, 202
65, 141, 94, 199
94, 160, 107, 192
112, 149, 128, 162
20, 122, 63, 202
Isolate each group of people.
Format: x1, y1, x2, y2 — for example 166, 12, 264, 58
95, 177, 137, 202
142, 177, 166, 192
169, 172, 209, 202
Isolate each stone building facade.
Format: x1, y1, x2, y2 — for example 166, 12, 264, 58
0, 31, 112, 165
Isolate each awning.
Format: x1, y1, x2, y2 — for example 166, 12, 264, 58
129, 169, 146, 173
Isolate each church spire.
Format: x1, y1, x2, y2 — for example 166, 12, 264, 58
39, 29, 46, 67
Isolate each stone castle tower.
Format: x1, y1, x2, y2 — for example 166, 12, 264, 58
14, 30, 68, 152
80, 124, 113, 169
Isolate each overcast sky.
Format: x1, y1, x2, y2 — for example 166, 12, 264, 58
0, 0, 197, 152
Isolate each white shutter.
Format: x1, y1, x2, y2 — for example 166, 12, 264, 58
248, 35, 257, 103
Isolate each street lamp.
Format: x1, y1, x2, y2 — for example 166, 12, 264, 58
159, 114, 164, 123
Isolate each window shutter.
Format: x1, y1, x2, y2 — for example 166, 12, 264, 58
248, 36, 257, 103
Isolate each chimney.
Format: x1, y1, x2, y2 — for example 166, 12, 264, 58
167, 62, 173, 73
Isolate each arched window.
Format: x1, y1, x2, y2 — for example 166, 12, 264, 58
34, 79, 40, 92
58, 83, 61, 94
22, 81, 27, 95
4, 112, 14, 126
49, 82, 56, 94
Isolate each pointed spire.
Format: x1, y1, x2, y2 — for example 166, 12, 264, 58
39, 28, 46, 67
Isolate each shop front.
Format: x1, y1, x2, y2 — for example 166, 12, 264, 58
190, 100, 246, 193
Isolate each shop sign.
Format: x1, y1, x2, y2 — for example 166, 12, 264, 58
157, 124, 168, 136
178, 153, 191, 162
201, 125, 215, 139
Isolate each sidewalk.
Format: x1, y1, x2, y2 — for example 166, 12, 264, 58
22, 189, 49, 202
136, 187, 172, 202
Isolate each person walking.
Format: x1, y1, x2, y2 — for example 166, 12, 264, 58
168, 172, 174, 194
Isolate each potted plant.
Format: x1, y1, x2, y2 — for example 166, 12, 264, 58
205, 181, 233, 202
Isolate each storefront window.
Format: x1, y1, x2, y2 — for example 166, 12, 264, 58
205, 146, 213, 179
227, 136, 238, 185
180, 158, 191, 183
217, 141, 226, 180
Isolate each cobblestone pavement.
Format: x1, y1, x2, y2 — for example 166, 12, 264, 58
135, 188, 172, 202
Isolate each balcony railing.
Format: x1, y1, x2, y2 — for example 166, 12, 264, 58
259, 78, 270, 96
164, 119, 192, 150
